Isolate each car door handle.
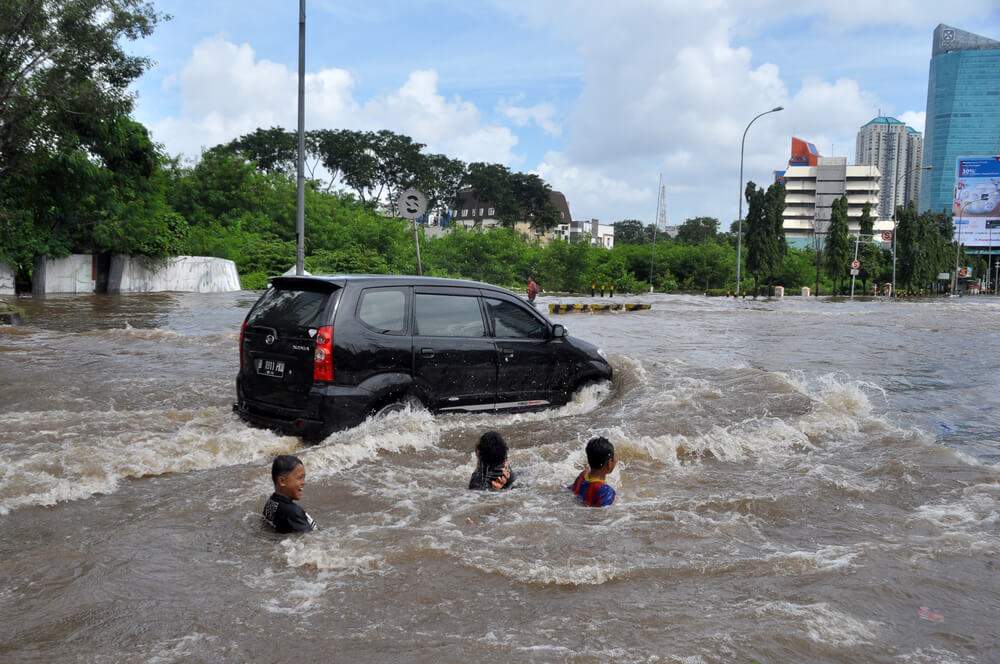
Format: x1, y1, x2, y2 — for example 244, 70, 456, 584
421, 348, 435, 357
502, 348, 515, 358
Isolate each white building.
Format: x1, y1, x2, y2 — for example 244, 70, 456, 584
554, 219, 614, 248
782, 157, 886, 249
856, 116, 924, 220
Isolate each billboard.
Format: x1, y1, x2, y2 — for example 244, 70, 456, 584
953, 156, 1000, 247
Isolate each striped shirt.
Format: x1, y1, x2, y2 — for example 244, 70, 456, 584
569, 470, 616, 507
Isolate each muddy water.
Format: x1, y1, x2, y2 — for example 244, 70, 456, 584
1, 292, 997, 663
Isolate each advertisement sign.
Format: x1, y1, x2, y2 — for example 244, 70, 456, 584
957, 266, 973, 279
953, 156, 1000, 246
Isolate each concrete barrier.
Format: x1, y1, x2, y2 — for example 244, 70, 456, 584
0, 264, 14, 295
549, 303, 651, 314
108, 256, 241, 293
33, 255, 96, 294
775, 286, 784, 298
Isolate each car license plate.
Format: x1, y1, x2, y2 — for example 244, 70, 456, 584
255, 358, 285, 378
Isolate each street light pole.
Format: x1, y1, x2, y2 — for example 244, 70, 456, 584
736, 106, 783, 295
294, 0, 306, 275
891, 164, 932, 297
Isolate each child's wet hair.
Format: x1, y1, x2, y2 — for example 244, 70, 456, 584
477, 431, 508, 467
586, 436, 614, 469
271, 454, 303, 484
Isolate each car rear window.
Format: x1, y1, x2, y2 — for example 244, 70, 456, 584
247, 286, 331, 328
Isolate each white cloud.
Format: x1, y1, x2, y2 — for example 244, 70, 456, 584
150, 36, 517, 164
497, 95, 562, 136
898, 110, 925, 133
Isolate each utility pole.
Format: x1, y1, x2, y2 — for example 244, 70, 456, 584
294, 0, 306, 275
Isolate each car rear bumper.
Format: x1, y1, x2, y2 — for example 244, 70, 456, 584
234, 377, 373, 441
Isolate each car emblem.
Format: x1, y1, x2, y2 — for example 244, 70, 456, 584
265, 334, 275, 345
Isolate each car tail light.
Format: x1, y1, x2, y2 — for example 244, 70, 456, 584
313, 325, 334, 381
239, 320, 246, 370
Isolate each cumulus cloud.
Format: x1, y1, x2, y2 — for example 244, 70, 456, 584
497, 95, 562, 136
150, 36, 517, 164
898, 110, 926, 133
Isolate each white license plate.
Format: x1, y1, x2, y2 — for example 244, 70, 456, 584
255, 358, 285, 378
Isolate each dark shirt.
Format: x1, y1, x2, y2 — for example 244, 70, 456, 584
469, 460, 516, 491
262, 492, 317, 533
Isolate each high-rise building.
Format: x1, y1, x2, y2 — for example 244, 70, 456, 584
920, 24, 1000, 215
856, 117, 924, 220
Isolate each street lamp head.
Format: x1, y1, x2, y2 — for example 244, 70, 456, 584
772, 106, 784, 112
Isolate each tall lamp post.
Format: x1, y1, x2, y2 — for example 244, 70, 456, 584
891, 164, 932, 297
736, 106, 783, 295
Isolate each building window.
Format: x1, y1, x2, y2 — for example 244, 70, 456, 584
488, 208, 494, 216
462, 209, 468, 217
479, 208, 484, 216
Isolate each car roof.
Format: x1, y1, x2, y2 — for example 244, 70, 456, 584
268, 273, 513, 294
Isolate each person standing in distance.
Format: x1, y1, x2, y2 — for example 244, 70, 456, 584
526, 276, 540, 304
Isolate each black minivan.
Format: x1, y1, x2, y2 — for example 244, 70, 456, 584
235, 275, 612, 441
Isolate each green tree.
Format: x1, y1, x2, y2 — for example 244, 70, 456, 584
824, 196, 852, 294
855, 202, 882, 293
742, 182, 768, 293
0, 0, 166, 176
612, 219, 651, 244
675, 216, 719, 245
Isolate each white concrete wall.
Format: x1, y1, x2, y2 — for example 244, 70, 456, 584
0, 264, 14, 295
108, 256, 241, 293
33, 255, 96, 294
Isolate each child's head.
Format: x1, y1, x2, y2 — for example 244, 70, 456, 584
271, 454, 306, 501
585, 436, 615, 471
476, 431, 508, 468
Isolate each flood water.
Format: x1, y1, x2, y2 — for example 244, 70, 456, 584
1, 291, 998, 663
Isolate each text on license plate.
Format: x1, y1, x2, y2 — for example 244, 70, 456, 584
255, 359, 285, 377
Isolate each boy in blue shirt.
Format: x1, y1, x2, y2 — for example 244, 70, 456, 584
569, 436, 616, 506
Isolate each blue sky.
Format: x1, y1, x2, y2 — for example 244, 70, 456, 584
129, 1, 1000, 227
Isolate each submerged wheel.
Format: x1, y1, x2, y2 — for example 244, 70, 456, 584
371, 395, 423, 420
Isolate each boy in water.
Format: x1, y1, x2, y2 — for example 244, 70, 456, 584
263, 454, 317, 533
469, 431, 516, 491
569, 436, 616, 506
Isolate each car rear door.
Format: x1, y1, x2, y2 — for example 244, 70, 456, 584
241, 282, 339, 410
411, 287, 497, 412
485, 294, 564, 408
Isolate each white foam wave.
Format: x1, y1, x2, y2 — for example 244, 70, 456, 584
0, 409, 295, 514
752, 600, 879, 647
764, 544, 863, 574
304, 406, 442, 479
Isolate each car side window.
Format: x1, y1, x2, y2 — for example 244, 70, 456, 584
414, 294, 485, 337
486, 297, 548, 339
358, 288, 407, 334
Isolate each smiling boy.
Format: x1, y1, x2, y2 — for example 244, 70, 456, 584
263, 454, 317, 533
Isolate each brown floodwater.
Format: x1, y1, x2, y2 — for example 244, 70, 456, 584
1, 291, 997, 663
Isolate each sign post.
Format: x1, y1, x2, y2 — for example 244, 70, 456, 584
397, 188, 428, 275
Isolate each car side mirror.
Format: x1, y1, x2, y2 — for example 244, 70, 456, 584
552, 324, 566, 338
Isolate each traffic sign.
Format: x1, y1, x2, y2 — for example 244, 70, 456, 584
850, 269, 859, 276
397, 188, 428, 220
851, 259, 861, 270
881, 230, 893, 242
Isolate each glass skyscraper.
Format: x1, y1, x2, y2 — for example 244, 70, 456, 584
920, 24, 1000, 215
